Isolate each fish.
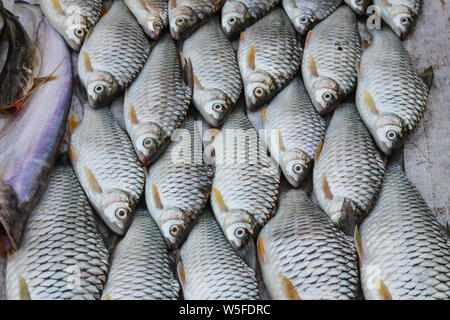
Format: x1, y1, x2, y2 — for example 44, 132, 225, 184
145, 114, 213, 250
6, 165, 109, 300
177, 207, 259, 300
282, 0, 342, 36
124, 0, 168, 40
221, 0, 280, 38
0, 18, 72, 253
39, 0, 104, 51
313, 103, 386, 235
101, 207, 180, 300
355, 27, 430, 155
343, 0, 370, 15
182, 17, 242, 127
358, 163, 450, 300
78, 0, 151, 108
124, 32, 192, 166
238, 8, 302, 110
168, 0, 225, 40
70, 86, 146, 236
258, 188, 360, 300
0, 3, 41, 112
373, 0, 422, 39
302, 5, 361, 115
248, 76, 326, 187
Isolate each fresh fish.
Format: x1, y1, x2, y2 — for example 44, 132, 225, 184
168, 0, 225, 40
358, 163, 450, 300
39, 0, 104, 51
14, 2, 43, 43
0, 3, 41, 111
238, 8, 302, 110
70, 87, 145, 235
6, 165, 109, 300
182, 17, 241, 127
248, 76, 326, 187
101, 207, 180, 300
124, 0, 168, 40
343, 0, 370, 15
0, 19, 72, 253
258, 188, 360, 300
146, 114, 213, 250
221, 0, 280, 38
373, 0, 422, 39
282, 0, 342, 36
313, 103, 386, 235
302, 5, 361, 115
177, 207, 259, 300
124, 32, 192, 166
355, 27, 429, 155
78, 0, 151, 108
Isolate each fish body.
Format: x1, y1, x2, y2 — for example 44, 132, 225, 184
78, 0, 151, 108
258, 188, 360, 300
6, 166, 109, 300
182, 17, 242, 127
313, 103, 386, 235
178, 208, 259, 300
146, 114, 213, 249
343, 0, 370, 15
359, 164, 450, 300
124, 32, 191, 166
302, 5, 361, 115
238, 8, 302, 109
221, 0, 280, 38
39, 0, 104, 50
102, 208, 180, 300
124, 0, 168, 40
355, 27, 429, 155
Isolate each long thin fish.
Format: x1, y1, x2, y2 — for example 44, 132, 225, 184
124, 0, 168, 40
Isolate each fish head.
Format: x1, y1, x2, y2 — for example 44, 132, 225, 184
64, 14, 90, 51
144, 14, 164, 40
347, 0, 369, 15
159, 208, 190, 249
169, 5, 198, 40
198, 89, 233, 127
310, 78, 340, 115
293, 8, 317, 36
245, 71, 276, 109
223, 210, 254, 251
221, 1, 250, 37
86, 71, 119, 108
280, 150, 313, 187
101, 191, 133, 235
390, 7, 413, 39
132, 123, 165, 166
373, 115, 404, 155
328, 198, 363, 235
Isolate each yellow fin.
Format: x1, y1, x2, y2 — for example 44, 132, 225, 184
314, 139, 323, 162
152, 184, 163, 209
51, 0, 65, 15
247, 45, 255, 70
82, 51, 93, 73
356, 61, 361, 79
86, 27, 94, 40
276, 129, 285, 152
213, 188, 229, 212
83, 166, 102, 194
18, 276, 31, 300
279, 274, 301, 300
239, 32, 245, 43
104, 293, 111, 300
363, 90, 379, 115
69, 144, 77, 164
262, 108, 267, 125
321, 173, 333, 200
378, 0, 392, 7
308, 55, 318, 77
305, 30, 313, 46
68, 114, 80, 134
177, 261, 185, 287
257, 235, 267, 264
128, 104, 139, 125
374, 276, 392, 300
101, 3, 108, 16
170, 0, 177, 8
193, 73, 204, 90
354, 226, 363, 262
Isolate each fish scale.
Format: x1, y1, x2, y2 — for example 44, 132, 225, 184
6, 166, 109, 300
359, 164, 450, 300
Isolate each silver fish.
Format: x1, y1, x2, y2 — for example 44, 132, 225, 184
258, 188, 360, 300
355, 27, 429, 155
238, 8, 302, 109
357, 163, 450, 300
221, 0, 280, 38
78, 0, 151, 108
101, 207, 180, 300
282, 0, 342, 36
39, 0, 104, 51
343, 0, 370, 15
182, 17, 242, 127
124, 32, 192, 166
177, 207, 259, 300
302, 5, 361, 115
313, 103, 386, 235
146, 114, 213, 250
124, 0, 168, 40
6, 165, 109, 300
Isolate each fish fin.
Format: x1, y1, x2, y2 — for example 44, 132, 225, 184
86, 27, 94, 40
212, 188, 229, 212
152, 184, 163, 209
356, 61, 361, 79
354, 226, 363, 262
177, 261, 185, 288
314, 139, 323, 162
279, 274, 301, 300
247, 45, 255, 71
18, 276, 31, 300
128, 104, 139, 125
321, 173, 333, 200
257, 235, 267, 264
82, 51, 93, 73
83, 167, 102, 194
276, 129, 285, 152
170, 0, 177, 8
184, 57, 194, 93
308, 55, 318, 77
237, 238, 257, 271
289, 0, 297, 9
193, 73, 204, 91
103, 293, 111, 300
363, 90, 379, 115
51, 0, 65, 15
69, 144, 77, 164
374, 276, 392, 300
305, 30, 313, 46
419, 66, 434, 91
261, 108, 267, 125
100, 3, 108, 16
68, 114, 80, 134
362, 39, 372, 48
378, 0, 392, 7
239, 32, 245, 43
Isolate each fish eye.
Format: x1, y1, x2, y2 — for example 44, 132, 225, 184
234, 227, 246, 238
169, 225, 181, 236
386, 130, 397, 140
153, 22, 161, 29
143, 138, 154, 148
322, 92, 334, 101
74, 28, 85, 38
253, 87, 265, 98
115, 208, 128, 220
299, 16, 308, 24
94, 85, 104, 94
212, 103, 223, 111
176, 17, 185, 26
400, 17, 410, 25
292, 164, 303, 174
355, 0, 363, 5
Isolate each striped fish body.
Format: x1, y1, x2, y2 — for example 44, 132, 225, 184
124, 0, 168, 40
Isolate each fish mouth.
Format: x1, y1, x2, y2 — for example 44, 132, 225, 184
0, 181, 21, 253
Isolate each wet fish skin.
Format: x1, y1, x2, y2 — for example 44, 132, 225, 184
78, 0, 151, 108
282, 0, 342, 36
6, 165, 109, 300
182, 17, 242, 127
124, 32, 192, 166
221, 0, 280, 38
238, 8, 302, 110
302, 5, 361, 115
102, 207, 180, 300
359, 163, 450, 300
39, 0, 104, 51
355, 27, 428, 155
124, 0, 168, 40
343, 0, 370, 15
145, 115, 213, 250
313, 103, 386, 235
178, 208, 259, 300
258, 188, 360, 300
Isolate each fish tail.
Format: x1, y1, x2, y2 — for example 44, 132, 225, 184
0, 181, 21, 254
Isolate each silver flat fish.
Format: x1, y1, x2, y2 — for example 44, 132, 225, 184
124, 0, 168, 40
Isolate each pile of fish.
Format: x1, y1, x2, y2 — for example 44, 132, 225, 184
0, 0, 448, 300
